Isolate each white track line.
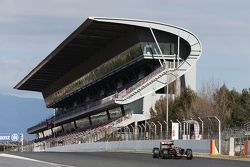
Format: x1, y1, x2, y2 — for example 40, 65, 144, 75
0, 153, 75, 167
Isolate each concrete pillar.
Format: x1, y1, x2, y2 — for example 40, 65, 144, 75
51, 128, 54, 136
74, 121, 77, 129
106, 110, 111, 120
61, 125, 64, 132
175, 78, 181, 97
229, 137, 235, 156
89, 116, 92, 125
121, 105, 125, 116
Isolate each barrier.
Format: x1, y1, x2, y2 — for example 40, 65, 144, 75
210, 139, 216, 155
45, 139, 210, 154
244, 140, 248, 157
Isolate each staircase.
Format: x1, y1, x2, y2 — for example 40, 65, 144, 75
115, 57, 197, 105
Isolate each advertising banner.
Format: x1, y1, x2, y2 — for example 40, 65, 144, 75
0, 133, 22, 142
171, 123, 179, 140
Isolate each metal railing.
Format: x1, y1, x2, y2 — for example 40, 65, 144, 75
116, 61, 177, 101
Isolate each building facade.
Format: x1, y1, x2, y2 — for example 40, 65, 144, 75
15, 17, 202, 141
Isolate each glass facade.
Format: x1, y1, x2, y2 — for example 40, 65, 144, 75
63, 122, 75, 132
45, 43, 143, 106
141, 42, 175, 55
76, 117, 90, 128
91, 111, 108, 126
124, 98, 143, 114
109, 107, 123, 119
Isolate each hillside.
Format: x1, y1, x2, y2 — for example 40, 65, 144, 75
0, 94, 52, 139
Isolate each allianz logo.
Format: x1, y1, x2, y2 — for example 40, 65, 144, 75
0, 136, 10, 140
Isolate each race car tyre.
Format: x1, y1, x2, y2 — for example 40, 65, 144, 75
162, 149, 169, 159
152, 148, 160, 158
186, 149, 193, 160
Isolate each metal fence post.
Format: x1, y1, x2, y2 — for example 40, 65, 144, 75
146, 122, 152, 139
214, 116, 221, 154
198, 117, 204, 139
151, 122, 157, 140
157, 121, 162, 139
163, 120, 168, 139
129, 125, 134, 140
138, 124, 142, 140
142, 124, 146, 140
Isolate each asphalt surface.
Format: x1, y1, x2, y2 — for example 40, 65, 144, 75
1, 152, 249, 167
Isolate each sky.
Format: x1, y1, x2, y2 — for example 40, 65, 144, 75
0, 0, 250, 99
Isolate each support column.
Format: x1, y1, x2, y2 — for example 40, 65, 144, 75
175, 79, 181, 97
51, 128, 54, 136
89, 116, 92, 126
229, 137, 235, 156
36, 133, 40, 139
106, 110, 111, 120
61, 125, 64, 132
74, 121, 77, 129
121, 105, 125, 116
177, 36, 180, 67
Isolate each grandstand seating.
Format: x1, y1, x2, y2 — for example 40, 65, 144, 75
33, 114, 132, 149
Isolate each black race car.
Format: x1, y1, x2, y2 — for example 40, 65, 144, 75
152, 141, 193, 159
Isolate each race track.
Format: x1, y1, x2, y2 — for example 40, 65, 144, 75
1, 152, 249, 167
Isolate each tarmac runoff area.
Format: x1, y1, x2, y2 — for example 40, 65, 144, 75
0, 152, 249, 167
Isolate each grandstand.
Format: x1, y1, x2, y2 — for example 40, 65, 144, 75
15, 17, 202, 149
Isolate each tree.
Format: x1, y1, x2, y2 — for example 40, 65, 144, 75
151, 81, 250, 131
150, 87, 196, 124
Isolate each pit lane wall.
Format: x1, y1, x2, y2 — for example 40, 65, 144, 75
45, 140, 210, 154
